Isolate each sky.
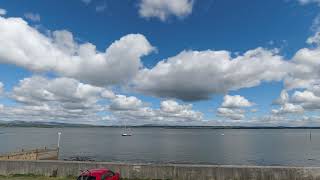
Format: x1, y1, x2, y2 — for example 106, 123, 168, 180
0, 0, 320, 126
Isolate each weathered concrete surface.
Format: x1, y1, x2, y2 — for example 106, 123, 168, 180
1, 160, 320, 180
0, 148, 58, 160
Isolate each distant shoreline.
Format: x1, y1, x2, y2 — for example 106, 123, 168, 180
1, 121, 320, 129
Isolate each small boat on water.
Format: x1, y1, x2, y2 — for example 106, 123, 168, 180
122, 120, 132, 136
121, 133, 132, 136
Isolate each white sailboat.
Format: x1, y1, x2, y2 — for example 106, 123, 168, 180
122, 120, 132, 136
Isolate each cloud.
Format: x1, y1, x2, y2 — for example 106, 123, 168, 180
272, 103, 304, 115
297, 0, 320, 5
0, 75, 202, 125
101, 89, 116, 99
0, 76, 109, 124
96, 3, 107, 12
310, 15, 320, 32
24, 12, 41, 22
159, 100, 202, 121
281, 31, 320, 117
109, 95, 143, 111
161, 100, 190, 113
217, 108, 245, 120
0, 82, 4, 95
272, 90, 304, 115
133, 48, 290, 101
307, 32, 320, 45
138, 0, 194, 21
273, 44, 320, 115
109, 99, 203, 124
11, 76, 104, 109
221, 95, 253, 108
273, 90, 290, 105
271, 87, 320, 115
291, 89, 320, 110
82, 0, 92, 5
0, 8, 6, 16
0, 16, 155, 86
3, 9, 320, 125
0, 104, 105, 124
217, 95, 253, 120
284, 33, 320, 90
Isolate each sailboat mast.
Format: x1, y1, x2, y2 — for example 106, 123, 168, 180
310, 130, 312, 141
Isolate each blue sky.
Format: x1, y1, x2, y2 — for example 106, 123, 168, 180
0, 0, 320, 126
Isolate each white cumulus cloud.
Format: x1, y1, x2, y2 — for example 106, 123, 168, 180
0, 76, 108, 124
109, 95, 143, 111
138, 0, 194, 21
133, 48, 290, 101
272, 90, 304, 115
217, 95, 253, 120
11, 76, 104, 110
217, 108, 245, 120
284, 33, 320, 90
109, 99, 203, 124
273, 90, 290, 105
0, 16, 155, 86
291, 89, 320, 110
0, 75, 203, 125
222, 95, 253, 108
272, 103, 304, 115
159, 100, 202, 121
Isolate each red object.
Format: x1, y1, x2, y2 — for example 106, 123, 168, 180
77, 168, 120, 180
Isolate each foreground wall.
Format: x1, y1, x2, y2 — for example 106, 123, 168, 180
1, 160, 320, 180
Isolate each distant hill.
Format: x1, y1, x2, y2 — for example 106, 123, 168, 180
1, 121, 320, 129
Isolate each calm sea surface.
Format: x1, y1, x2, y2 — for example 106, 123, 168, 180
1, 127, 320, 166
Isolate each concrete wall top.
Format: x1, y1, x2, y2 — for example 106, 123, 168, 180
1, 160, 320, 180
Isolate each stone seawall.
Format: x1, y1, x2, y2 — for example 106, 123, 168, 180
1, 160, 320, 180
0, 148, 58, 160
